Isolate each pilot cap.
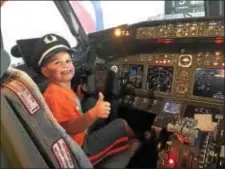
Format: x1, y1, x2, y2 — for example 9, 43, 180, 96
33, 33, 74, 72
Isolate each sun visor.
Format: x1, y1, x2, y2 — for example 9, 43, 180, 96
1, 49, 11, 78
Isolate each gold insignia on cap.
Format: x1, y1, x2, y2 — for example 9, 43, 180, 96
43, 35, 58, 44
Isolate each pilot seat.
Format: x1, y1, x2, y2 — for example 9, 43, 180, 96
1, 43, 135, 168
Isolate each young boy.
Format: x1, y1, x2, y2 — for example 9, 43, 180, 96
32, 33, 136, 166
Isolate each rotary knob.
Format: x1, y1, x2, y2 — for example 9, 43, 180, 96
111, 65, 118, 73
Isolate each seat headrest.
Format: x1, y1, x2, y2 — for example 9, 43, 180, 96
0, 49, 11, 78
11, 38, 40, 67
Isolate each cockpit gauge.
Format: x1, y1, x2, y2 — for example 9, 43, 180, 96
147, 66, 174, 92
178, 54, 192, 67
121, 64, 144, 89
193, 68, 225, 100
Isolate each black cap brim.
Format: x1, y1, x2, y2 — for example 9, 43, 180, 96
40, 47, 74, 67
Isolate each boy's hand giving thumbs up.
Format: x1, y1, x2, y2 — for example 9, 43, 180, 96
92, 92, 111, 119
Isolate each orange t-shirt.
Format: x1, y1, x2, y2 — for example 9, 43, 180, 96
43, 83, 86, 146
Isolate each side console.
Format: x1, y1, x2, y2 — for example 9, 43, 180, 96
153, 110, 224, 169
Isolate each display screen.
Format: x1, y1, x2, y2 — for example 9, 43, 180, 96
131, 69, 137, 76
165, 1, 205, 16
184, 105, 221, 122
95, 64, 108, 91
193, 68, 225, 100
122, 64, 144, 88
147, 66, 174, 92
163, 101, 181, 114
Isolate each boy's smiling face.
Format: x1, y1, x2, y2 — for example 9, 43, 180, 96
41, 51, 75, 83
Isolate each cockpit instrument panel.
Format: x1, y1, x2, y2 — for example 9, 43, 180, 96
122, 64, 144, 88
196, 51, 224, 67
184, 105, 222, 122
102, 16, 225, 169
193, 68, 225, 100
136, 18, 224, 39
146, 66, 174, 92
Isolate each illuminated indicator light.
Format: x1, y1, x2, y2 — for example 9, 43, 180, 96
168, 158, 175, 165
215, 37, 224, 44
125, 31, 130, 36
159, 61, 163, 64
215, 51, 221, 56
156, 61, 159, 63
220, 69, 224, 77
157, 143, 162, 150
114, 28, 122, 37
156, 38, 174, 44
215, 74, 224, 78
164, 40, 173, 44
167, 141, 172, 146
222, 63, 225, 66
168, 60, 171, 63
213, 62, 219, 66
163, 60, 167, 64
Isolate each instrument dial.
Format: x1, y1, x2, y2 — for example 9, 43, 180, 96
147, 66, 174, 92
193, 68, 225, 100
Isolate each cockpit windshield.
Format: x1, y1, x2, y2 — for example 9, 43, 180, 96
69, 0, 206, 33
1, 1, 77, 67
